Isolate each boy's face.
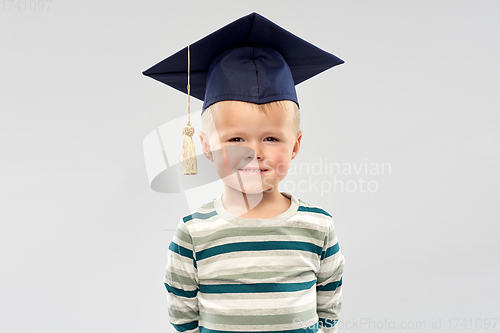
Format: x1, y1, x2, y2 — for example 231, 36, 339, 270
200, 101, 302, 195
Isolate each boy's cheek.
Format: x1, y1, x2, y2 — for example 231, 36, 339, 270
264, 155, 291, 173
211, 150, 231, 179
274, 162, 290, 178
211, 146, 255, 177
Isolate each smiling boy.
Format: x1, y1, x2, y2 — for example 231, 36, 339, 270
200, 100, 302, 219
143, 12, 345, 333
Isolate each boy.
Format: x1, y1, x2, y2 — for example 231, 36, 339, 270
143, 13, 345, 333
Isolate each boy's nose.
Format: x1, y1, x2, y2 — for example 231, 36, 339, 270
247, 144, 263, 160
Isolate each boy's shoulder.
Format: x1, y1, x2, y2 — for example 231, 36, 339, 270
292, 196, 336, 234
295, 197, 333, 220
181, 197, 219, 224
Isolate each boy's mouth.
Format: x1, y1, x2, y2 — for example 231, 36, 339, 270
238, 168, 268, 174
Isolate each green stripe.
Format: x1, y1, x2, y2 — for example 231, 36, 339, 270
171, 320, 198, 332
199, 279, 316, 294
164, 283, 198, 298
183, 211, 218, 223
327, 230, 336, 246
169, 242, 193, 260
174, 228, 193, 245
298, 206, 332, 218
317, 277, 342, 292
321, 242, 339, 260
318, 318, 338, 329
213, 270, 312, 281
193, 226, 324, 246
197, 241, 322, 261
200, 307, 316, 325
165, 271, 197, 286
169, 308, 199, 320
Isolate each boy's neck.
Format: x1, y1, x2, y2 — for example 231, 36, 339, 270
221, 186, 291, 219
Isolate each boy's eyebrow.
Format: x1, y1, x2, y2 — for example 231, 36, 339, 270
216, 130, 248, 137
260, 128, 288, 134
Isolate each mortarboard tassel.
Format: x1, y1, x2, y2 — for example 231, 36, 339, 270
181, 45, 197, 175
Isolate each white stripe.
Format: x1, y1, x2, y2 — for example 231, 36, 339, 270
198, 292, 316, 311
194, 234, 324, 251
197, 253, 319, 277
188, 217, 229, 233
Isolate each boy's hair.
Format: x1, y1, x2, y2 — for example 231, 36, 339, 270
201, 100, 301, 137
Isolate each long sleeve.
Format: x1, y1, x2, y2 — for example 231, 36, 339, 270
164, 220, 200, 333
316, 217, 344, 333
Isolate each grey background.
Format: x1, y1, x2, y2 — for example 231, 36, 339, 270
1, 0, 498, 332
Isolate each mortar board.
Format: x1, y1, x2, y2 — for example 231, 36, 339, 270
142, 12, 344, 175
143, 12, 343, 110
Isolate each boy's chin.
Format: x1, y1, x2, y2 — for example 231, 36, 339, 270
224, 182, 269, 195
231, 186, 265, 195
241, 188, 267, 195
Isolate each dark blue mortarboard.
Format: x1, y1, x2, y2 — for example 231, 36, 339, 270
142, 12, 344, 110
143, 12, 344, 176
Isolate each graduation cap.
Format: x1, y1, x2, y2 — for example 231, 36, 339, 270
143, 12, 343, 175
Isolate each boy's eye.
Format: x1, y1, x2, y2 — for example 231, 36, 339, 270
228, 137, 244, 142
264, 137, 279, 142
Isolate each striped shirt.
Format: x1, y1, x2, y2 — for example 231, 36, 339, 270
165, 193, 344, 333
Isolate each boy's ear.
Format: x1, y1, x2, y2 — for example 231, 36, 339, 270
291, 131, 303, 160
199, 131, 214, 162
